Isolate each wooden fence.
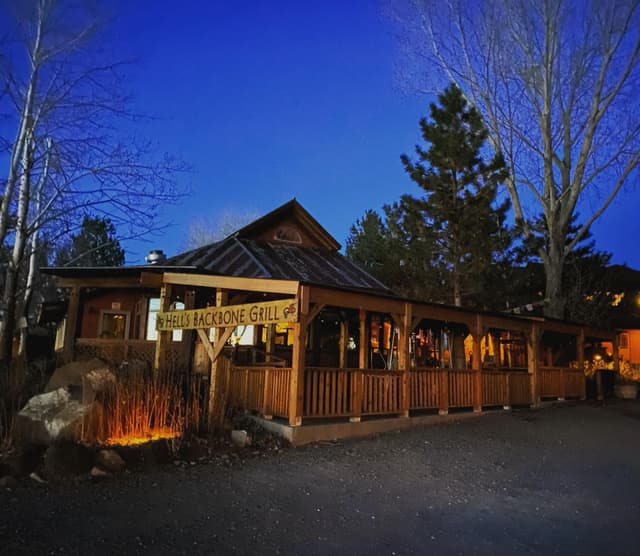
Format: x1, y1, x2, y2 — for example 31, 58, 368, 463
539, 366, 586, 399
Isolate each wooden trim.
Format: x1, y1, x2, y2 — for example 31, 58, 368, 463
56, 276, 144, 288
309, 286, 404, 315
139, 272, 163, 287
197, 328, 216, 362
161, 272, 299, 294
153, 283, 172, 373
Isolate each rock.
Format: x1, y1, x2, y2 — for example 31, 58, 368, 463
231, 430, 250, 448
43, 440, 94, 477
12, 388, 101, 445
90, 466, 110, 479
29, 471, 46, 484
0, 475, 18, 489
96, 449, 125, 473
46, 358, 114, 399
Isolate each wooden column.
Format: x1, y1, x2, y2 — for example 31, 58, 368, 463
339, 319, 349, 369
527, 324, 540, 407
397, 302, 412, 418
613, 334, 620, 373
208, 289, 229, 428
153, 283, 172, 373
358, 308, 368, 369
265, 324, 275, 363
577, 328, 586, 400
472, 316, 483, 413
288, 285, 309, 427
62, 286, 81, 363
181, 289, 196, 368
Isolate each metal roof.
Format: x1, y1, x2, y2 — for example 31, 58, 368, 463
165, 236, 391, 293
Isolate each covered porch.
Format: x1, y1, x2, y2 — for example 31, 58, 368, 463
55, 269, 616, 435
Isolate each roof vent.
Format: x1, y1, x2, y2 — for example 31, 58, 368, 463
145, 249, 166, 265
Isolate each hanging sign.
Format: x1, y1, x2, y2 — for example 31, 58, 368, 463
156, 299, 298, 331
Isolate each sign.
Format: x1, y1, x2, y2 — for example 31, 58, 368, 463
156, 299, 298, 331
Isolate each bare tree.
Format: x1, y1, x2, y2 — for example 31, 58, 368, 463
389, 0, 640, 318
183, 209, 260, 250
0, 0, 186, 362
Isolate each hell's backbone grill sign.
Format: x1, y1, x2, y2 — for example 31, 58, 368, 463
156, 299, 299, 331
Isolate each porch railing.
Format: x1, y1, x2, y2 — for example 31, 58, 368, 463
228, 366, 291, 419
539, 366, 586, 399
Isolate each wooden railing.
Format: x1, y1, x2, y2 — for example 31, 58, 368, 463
304, 368, 356, 418
448, 369, 475, 408
539, 367, 586, 400
74, 338, 185, 372
228, 366, 291, 419
303, 368, 403, 418
409, 368, 440, 409
361, 369, 402, 415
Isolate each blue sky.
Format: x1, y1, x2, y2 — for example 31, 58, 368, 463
110, 1, 638, 267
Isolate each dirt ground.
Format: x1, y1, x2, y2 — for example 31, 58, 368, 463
1, 401, 638, 555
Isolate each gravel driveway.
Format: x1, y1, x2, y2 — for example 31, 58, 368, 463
1, 402, 638, 555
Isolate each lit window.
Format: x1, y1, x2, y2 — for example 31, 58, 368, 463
146, 298, 184, 341
100, 311, 129, 339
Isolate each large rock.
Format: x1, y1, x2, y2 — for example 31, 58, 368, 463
46, 358, 115, 402
96, 449, 125, 472
43, 440, 94, 477
13, 387, 100, 445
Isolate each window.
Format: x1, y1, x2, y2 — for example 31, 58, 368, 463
619, 333, 629, 350
99, 311, 130, 339
145, 298, 184, 341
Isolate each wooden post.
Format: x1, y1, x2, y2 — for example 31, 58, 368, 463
262, 368, 272, 420
558, 367, 566, 401
613, 334, 620, 373
358, 308, 368, 369
397, 302, 412, 418
288, 285, 309, 427
181, 289, 196, 369
438, 369, 449, 415
472, 316, 483, 413
207, 289, 229, 427
62, 286, 81, 363
265, 323, 275, 363
153, 282, 172, 373
596, 370, 604, 401
527, 324, 540, 407
577, 328, 586, 400
339, 319, 349, 369
503, 372, 511, 411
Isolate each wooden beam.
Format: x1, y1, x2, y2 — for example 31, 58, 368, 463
139, 272, 163, 287
56, 276, 143, 289
197, 328, 216, 362
472, 315, 483, 413
339, 319, 349, 369
153, 283, 172, 373
62, 286, 81, 363
288, 314, 308, 427
161, 272, 299, 294
527, 324, 540, 407
305, 303, 325, 325
411, 304, 476, 328
398, 302, 412, 417
309, 287, 404, 315
358, 308, 368, 370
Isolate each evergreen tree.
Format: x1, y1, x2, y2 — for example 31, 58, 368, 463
400, 84, 512, 307
55, 216, 125, 267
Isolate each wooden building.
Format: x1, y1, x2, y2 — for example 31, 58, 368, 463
42, 200, 616, 436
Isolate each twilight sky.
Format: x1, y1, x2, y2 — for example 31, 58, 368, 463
110, 1, 638, 268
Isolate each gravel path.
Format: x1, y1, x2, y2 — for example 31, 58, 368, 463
1, 402, 638, 555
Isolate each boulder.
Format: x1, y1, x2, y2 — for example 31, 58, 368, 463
13, 387, 99, 445
46, 358, 110, 392
90, 466, 110, 479
96, 449, 125, 472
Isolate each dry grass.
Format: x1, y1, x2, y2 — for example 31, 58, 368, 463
81, 369, 207, 448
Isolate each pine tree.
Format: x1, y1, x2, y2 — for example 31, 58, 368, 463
401, 83, 512, 307
55, 216, 125, 267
